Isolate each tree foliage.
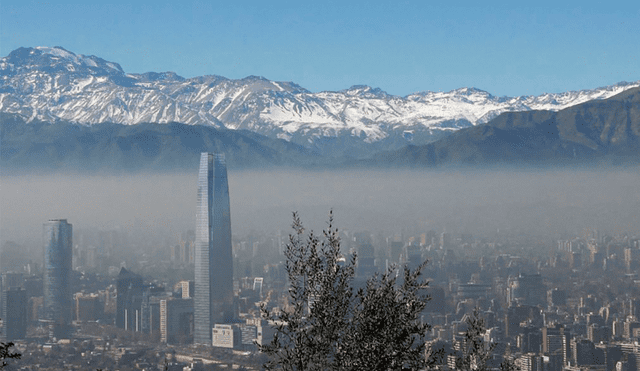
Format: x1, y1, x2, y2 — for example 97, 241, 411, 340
0, 341, 20, 369
452, 308, 518, 371
455, 308, 495, 371
259, 212, 433, 370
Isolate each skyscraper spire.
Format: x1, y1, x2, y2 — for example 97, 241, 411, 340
194, 153, 233, 345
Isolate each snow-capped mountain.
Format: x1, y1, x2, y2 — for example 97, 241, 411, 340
1, 46, 638, 156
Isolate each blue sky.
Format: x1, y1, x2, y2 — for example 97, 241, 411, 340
1, 1, 639, 97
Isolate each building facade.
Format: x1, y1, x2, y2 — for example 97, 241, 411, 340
116, 267, 144, 331
194, 153, 234, 344
160, 298, 194, 343
75, 293, 101, 322
355, 233, 376, 278
1, 287, 27, 341
43, 219, 73, 339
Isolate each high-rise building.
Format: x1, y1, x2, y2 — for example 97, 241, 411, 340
1, 287, 27, 341
177, 280, 195, 299
194, 153, 233, 345
354, 232, 376, 278
405, 243, 422, 272
542, 324, 571, 366
160, 298, 194, 343
43, 219, 73, 339
0, 273, 24, 312
116, 267, 144, 331
140, 286, 169, 335
74, 293, 101, 322
510, 273, 546, 307
390, 241, 403, 264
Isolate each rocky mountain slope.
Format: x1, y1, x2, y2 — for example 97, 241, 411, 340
0, 113, 321, 172
377, 87, 640, 167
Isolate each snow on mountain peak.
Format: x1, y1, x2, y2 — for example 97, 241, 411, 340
341, 85, 390, 99
1, 46, 639, 155
6, 46, 125, 74
452, 87, 491, 96
35, 46, 76, 60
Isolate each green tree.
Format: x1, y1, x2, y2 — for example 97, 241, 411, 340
259, 212, 433, 370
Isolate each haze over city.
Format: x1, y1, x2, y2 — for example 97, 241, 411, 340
2, 169, 640, 250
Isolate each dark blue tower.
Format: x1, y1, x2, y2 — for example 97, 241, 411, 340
194, 153, 233, 345
43, 219, 72, 339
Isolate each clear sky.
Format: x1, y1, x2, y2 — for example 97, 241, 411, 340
1, 1, 639, 97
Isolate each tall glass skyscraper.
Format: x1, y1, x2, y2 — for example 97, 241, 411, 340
194, 153, 233, 345
43, 219, 73, 339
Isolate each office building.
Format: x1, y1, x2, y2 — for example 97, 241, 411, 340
509, 273, 546, 307
547, 288, 567, 307
212, 324, 240, 348
194, 153, 233, 344
178, 280, 195, 299
571, 338, 603, 366
0, 273, 24, 313
141, 290, 168, 335
43, 219, 73, 339
405, 243, 422, 272
354, 233, 376, 278
1, 287, 27, 341
390, 241, 403, 264
542, 325, 571, 366
75, 293, 101, 322
116, 268, 144, 331
515, 353, 542, 371
458, 283, 492, 300
160, 298, 194, 343
1, 273, 24, 291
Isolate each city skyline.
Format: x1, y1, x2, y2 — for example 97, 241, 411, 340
0, 176, 639, 369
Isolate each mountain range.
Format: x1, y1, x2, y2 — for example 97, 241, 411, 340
2, 46, 639, 158
1, 46, 639, 171
0, 112, 322, 172
376, 86, 640, 167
